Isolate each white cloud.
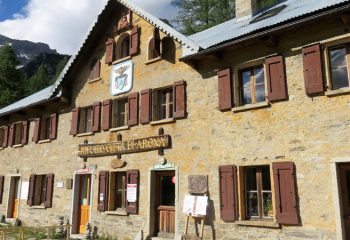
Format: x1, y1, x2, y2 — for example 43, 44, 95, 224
0, 0, 178, 55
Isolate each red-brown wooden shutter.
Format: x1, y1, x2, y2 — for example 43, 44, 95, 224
102, 99, 111, 131
8, 124, 14, 147
105, 38, 115, 64
140, 89, 151, 124
92, 102, 101, 133
72, 175, 81, 234
150, 29, 161, 59
266, 55, 287, 101
33, 118, 41, 143
50, 113, 58, 140
0, 176, 4, 204
272, 162, 299, 225
173, 80, 186, 119
302, 44, 324, 95
98, 171, 109, 212
128, 92, 139, 126
130, 26, 139, 56
126, 169, 139, 214
27, 174, 36, 207
218, 68, 233, 111
21, 121, 28, 145
2, 126, 8, 148
94, 61, 101, 79
70, 108, 79, 136
219, 165, 238, 221
44, 174, 54, 208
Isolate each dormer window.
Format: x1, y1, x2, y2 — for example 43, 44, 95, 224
257, 0, 280, 11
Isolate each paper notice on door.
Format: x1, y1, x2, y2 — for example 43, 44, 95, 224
194, 196, 208, 216
127, 184, 137, 203
183, 195, 195, 215
20, 182, 29, 200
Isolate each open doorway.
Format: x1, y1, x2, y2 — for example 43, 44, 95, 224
7, 176, 21, 219
71, 174, 93, 234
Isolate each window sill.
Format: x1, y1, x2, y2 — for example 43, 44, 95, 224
145, 57, 162, 65
30, 205, 46, 209
109, 126, 129, 132
88, 77, 102, 84
77, 132, 94, 137
150, 118, 175, 126
105, 210, 128, 216
112, 56, 131, 65
13, 144, 23, 148
38, 139, 51, 144
326, 87, 350, 97
236, 220, 279, 228
232, 101, 270, 113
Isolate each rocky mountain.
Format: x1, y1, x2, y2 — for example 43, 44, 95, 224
0, 34, 59, 67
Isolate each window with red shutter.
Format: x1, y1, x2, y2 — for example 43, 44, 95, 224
219, 165, 238, 221
111, 98, 128, 128
89, 60, 101, 80
128, 93, 139, 126
92, 102, 101, 133
98, 171, 109, 212
302, 44, 324, 95
140, 89, 152, 124
70, 108, 79, 136
105, 38, 115, 64
265, 55, 287, 101
0, 176, 4, 204
130, 26, 139, 56
44, 174, 54, 208
50, 113, 58, 140
102, 99, 111, 131
27, 174, 36, 207
173, 80, 186, 119
272, 162, 299, 225
148, 28, 161, 60
21, 121, 28, 145
126, 169, 139, 214
218, 68, 233, 111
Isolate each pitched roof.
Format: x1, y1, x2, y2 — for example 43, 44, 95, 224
189, 0, 350, 50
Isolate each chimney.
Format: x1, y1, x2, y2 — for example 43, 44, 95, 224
235, 0, 258, 21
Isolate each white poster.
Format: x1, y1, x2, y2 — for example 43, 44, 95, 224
111, 60, 133, 96
127, 184, 137, 203
183, 195, 195, 215
20, 182, 29, 200
194, 196, 208, 216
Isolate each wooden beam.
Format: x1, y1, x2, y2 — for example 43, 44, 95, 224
340, 14, 350, 25
206, 51, 224, 61
261, 35, 279, 48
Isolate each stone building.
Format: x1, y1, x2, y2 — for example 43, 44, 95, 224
0, 0, 349, 239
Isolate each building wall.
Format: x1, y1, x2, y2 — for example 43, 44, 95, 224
0, 10, 348, 240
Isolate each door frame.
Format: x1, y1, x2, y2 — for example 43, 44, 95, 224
331, 158, 350, 240
6, 174, 22, 219
70, 169, 95, 235
146, 165, 179, 239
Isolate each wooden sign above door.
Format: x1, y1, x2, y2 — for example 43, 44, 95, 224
78, 135, 171, 158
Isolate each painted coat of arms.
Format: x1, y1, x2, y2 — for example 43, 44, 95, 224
111, 60, 133, 96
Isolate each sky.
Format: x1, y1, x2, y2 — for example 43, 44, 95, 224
0, 0, 179, 55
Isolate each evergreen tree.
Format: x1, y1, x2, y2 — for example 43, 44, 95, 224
0, 45, 24, 108
26, 64, 48, 94
171, 0, 235, 35
49, 56, 69, 84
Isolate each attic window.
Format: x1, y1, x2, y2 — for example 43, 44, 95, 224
257, 0, 280, 10
251, 4, 286, 23
148, 29, 161, 61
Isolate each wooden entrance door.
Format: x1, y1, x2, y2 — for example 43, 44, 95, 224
78, 175, 91, 234
155, 171, 175, 238
7, 177, 20, 218
339, 164, 350, 238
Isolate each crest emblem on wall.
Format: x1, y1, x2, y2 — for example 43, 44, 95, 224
111, 60, 133, 96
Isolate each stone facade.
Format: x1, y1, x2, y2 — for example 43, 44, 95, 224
0, 1, 349, 240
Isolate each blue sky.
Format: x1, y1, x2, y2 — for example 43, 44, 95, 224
0, 0, 178, 54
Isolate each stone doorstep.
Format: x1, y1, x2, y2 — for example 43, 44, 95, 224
70, 234, 86, 239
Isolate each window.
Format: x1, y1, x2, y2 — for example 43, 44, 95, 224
109, 172, 127, 211
257, 0, 279, 10
244, 166, 273, 219
153, 88, 173, 121
239, 66, 266, 105
40, 116, 51, 141
0, 128, 4, 147
28, 174, 54, 208
89, 60, 101, 80
14, 122, 23, 145
329, 45, 350, 90
148, 29, 161, 61
111, 99, 128, 129
79, 106, 93, 134
120, 35, 130, 59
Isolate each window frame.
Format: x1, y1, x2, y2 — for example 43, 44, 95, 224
111, 98, 128, 129
152, 86, 174, 122
115, 33, 131, 61
327, 44, 350, 91
78, 106, 93, 134
33, 174, 49, 206
233, 59, 268, 109
13, 122, 23, 146
108, 171, 127, 212
39, 116, 51, 141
